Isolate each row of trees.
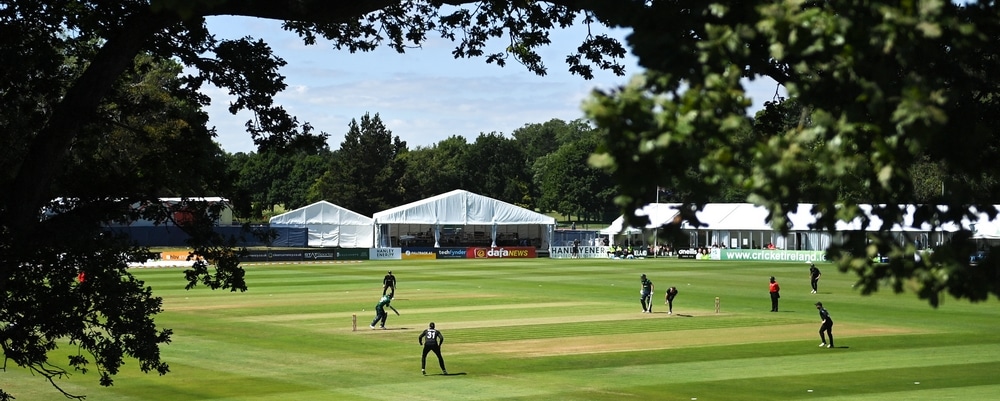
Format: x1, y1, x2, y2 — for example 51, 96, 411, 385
226, 115, 620, 223
4, 1, 1000, 399
227, 102, 970, 228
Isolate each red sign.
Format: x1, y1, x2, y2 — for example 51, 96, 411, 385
468, 247, 537, 259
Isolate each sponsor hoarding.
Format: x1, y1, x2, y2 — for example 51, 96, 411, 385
239, 250, 309, 262
549, 246, 609, 259
401, 247, 437, 260
335, 248, 370, 261
303, 251, 336, 261
370, 248, 401, 260
436, 248, 468, 259
469, 247, 536, 259
677, 249, 700, 259
719, 249, 824, 262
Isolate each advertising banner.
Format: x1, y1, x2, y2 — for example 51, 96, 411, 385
369, 248, 401, 260
676, 249, 700, 259
401, 247, 437, 260
468, 247, 537, 259
719, 249, 824, 262
239, 250, 307, 262
335, 248, 370, 261
303, 251, 336, 261
549, 246, 609, 259
436, 248, 468, 259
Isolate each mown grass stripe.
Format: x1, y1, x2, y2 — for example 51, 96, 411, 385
5, 258, 997, 401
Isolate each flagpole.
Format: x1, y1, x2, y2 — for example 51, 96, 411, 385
654, 188, 659, 258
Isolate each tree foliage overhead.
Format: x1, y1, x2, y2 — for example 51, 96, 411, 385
1, 1, 625, 398
585, 0, 1000, 307
5, 0, 1000, 399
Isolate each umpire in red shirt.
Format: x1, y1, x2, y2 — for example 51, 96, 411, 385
769, 276, 780, 312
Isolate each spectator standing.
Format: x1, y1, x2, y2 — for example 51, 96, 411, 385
816, 302, 834, 348
418, 322, 447, 375
769, 276, 781, 312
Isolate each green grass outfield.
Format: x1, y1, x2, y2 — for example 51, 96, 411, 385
6, 258, 1000, 400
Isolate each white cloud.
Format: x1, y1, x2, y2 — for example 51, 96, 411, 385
202, 15, 784, 154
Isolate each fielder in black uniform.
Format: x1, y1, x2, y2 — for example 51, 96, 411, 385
418, 322, 447, 375
383, 270, 396, 296
816, 302, 834, 348
809, 263, 822, 294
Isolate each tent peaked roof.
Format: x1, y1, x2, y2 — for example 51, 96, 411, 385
268, 201, 374, 247
269, 200, 372, 225
373, 189, 555, 225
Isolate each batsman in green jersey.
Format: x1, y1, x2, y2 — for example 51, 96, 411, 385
370, 294, 399, 329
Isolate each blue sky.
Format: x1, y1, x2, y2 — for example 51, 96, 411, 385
202, 16, 783, 154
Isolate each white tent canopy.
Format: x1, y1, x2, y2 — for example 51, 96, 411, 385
372, 189, 556, 248
269, 201, 374, 247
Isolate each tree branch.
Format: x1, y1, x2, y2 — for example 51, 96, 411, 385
6, 7, 175, 232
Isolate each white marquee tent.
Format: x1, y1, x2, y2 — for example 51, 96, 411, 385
269, 201, 374, 247
372, 189, 556, 248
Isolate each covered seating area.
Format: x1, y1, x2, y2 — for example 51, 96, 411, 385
373, 190, 555, 249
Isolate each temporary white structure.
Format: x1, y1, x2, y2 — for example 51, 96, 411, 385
269, 201, 374, 247
372, 189, 556, 248
602, 203, 1000, 251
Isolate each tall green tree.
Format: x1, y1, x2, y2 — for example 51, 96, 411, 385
514, 118, 599, 210
397, 136, 470, 202
513, 119, 570, 162
584, 1, 1000, 306
462, 132, 531, 205
533, 128, 617, 222
227, 140, 330, 221
310, 113, 406, 216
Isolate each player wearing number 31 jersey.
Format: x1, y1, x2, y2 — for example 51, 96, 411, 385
419, 322, 447, 375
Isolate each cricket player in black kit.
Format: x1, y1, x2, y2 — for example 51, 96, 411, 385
809, 263, 822, 294
419, 322, 447, 375
665, 286, 679, 314
383, 270, 396, 296
816, 302, 834, 348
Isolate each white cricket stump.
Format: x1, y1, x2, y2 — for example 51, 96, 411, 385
352, 314, 357, 331
715, 297, 720, 313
